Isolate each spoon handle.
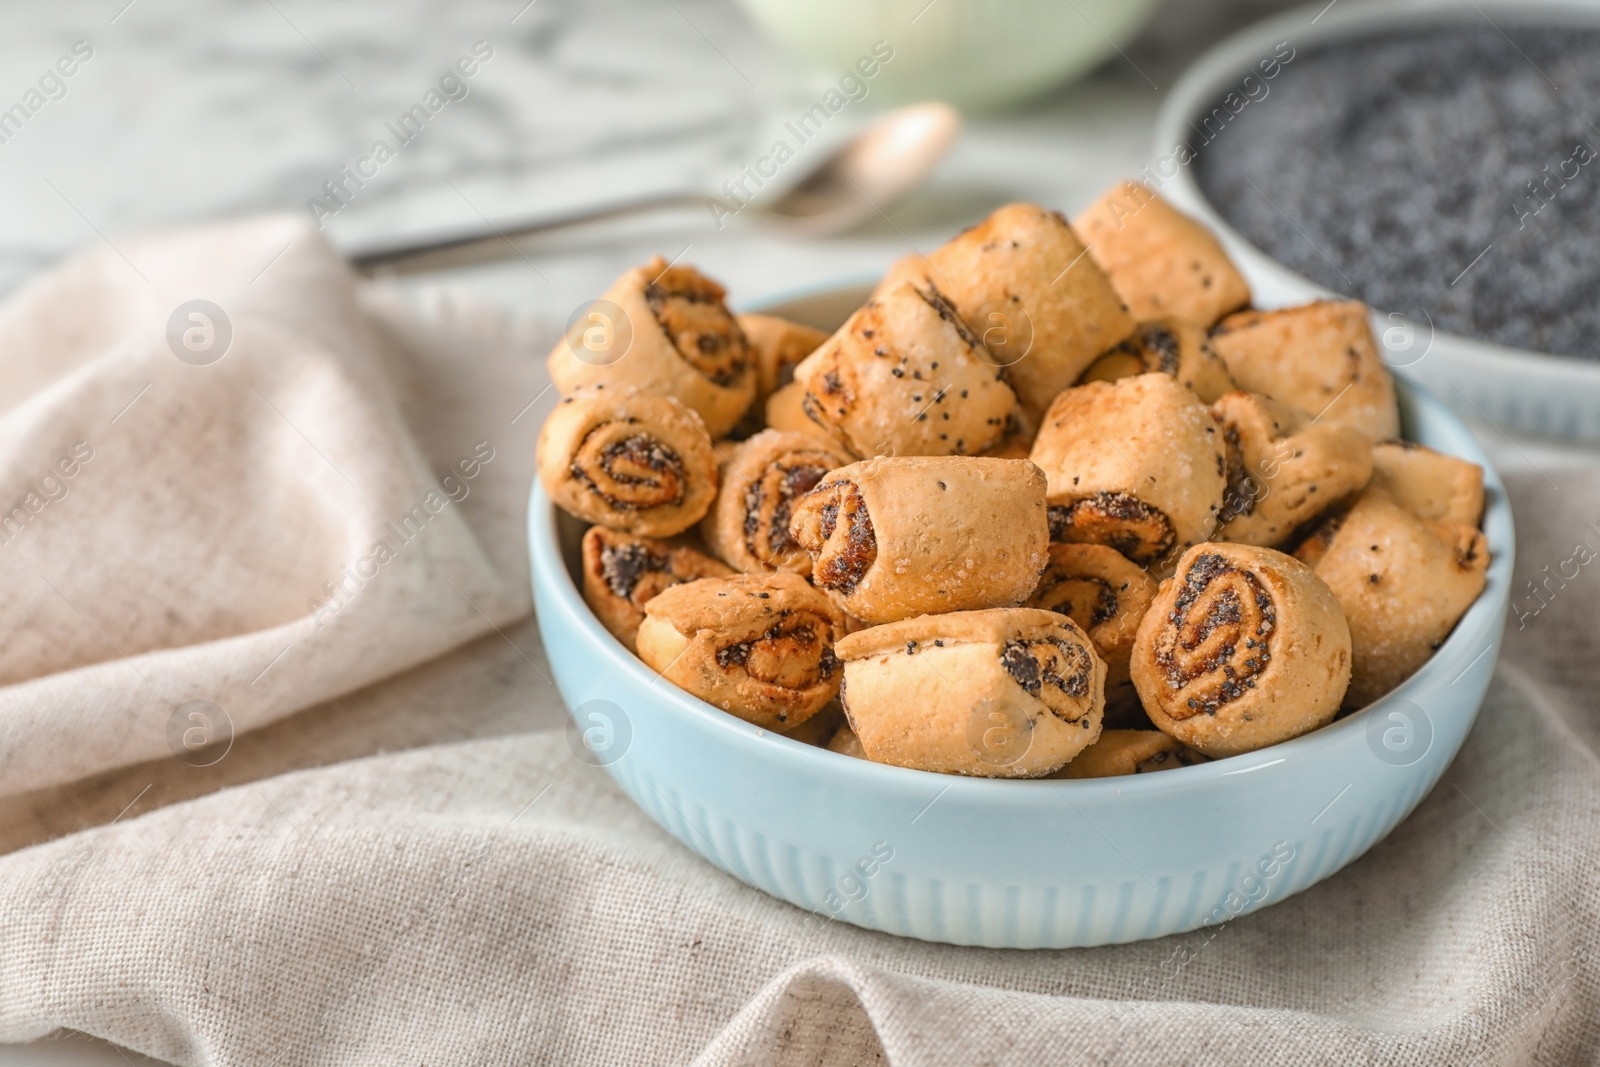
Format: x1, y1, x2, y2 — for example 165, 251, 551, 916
349, 190, 710, 276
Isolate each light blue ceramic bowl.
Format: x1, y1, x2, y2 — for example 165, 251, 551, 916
528, 283, 1514, 949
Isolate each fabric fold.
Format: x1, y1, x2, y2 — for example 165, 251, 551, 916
0, 216, 542, 796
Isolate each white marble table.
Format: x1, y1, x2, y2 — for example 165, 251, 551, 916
0, 0, 1586, 1061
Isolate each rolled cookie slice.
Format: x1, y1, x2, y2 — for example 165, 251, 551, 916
1212, 391, 1374, 547
871, 252, 935, 299
548, 258, 756, 438
794, 280, 1018, 458
1079, 319, 1238, 403
736, 313, 828, 403
1294, 487, 1488, 708
787, 456, 1050, 624
699, 429, 854, 576
836, 608, 1106, 777
1053, 729, 1207, 779
1209, 300, 1400, 442
926, 202, 1136, 422
1074, 182, 1251, 327
1131, 543, 1351, 757
1369, 440, 1485, 528
637, 572, 845, 730
581, 526, 734, 650
1026, 543, 1157, 692
537, 384, 720, 537
1030, 373, 1228, 565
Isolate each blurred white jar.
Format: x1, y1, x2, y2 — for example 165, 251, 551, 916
737, 0, 1162, 111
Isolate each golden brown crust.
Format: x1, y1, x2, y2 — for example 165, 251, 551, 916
1053, 729, 1206, 779
537, 384, 720, 536
1211, 391, 1374, 547
1074, 182, 1251, 327
699, 430, 853, 576
925, 202, 1136, 421
871, 253, 934, 299
581, 526, 733, 650
1079, 319, 1238, 403
1029, 374, 1228, 565
637, 572, 845, 729
836, 607, 1106, 777
1026, 542, 1158, 689
1370, 440, 1485, 528
1131, 542, 1352, 757
1209, 300, 1400, 442
1293, 487, 1488, 708
547, 258, 756, 438
736, 313, 829, 403
788, 456, 1050, 624
794, 281, 1019, 458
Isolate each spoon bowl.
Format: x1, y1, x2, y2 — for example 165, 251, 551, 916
352, 102, 960, 274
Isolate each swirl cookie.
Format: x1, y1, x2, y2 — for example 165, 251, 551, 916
925, 202, 1136, 421
637, 572, 845, 729
1074, 182, 1251, 327
1209, 300, 1400, 442
1131, 543, 1352, 757
1029, 373, 1228, 565
736, 313, 828, 403
537, 384, 720, 536
1079, 319, 1238, 404
1370, 440, 1485, 527
835, 608, 1106, 777
581, 526, 734, 650
1026, 543, 1157, 697
793, 280, 1019, 458
700, 430, 853, 576
1211, 391, 1374, 547
1294, 487, 1488, 708
787, 456, 1050, 624
1054, 729, 1206, 779
548, 258, 756, 438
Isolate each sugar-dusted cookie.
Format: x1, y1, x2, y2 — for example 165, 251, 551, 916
925, 202, 1136, 421
1211, 391, 1374, 547
1209, 300, 1400, 442
1295, 487, 1488, 708
1079, 318, 1238, 403
1131, 543, 1351, 757
836, 608, 1106, 777
794, 280, 1019, 458
1074, 182, 1251, 327
637, 572, 845, 730
787, 456, 1049, 624
1030, 373, 1228, 565
1054, 729, 1206, 779
700, 430, 853, 576
548, 258, 756, 437
580, 526, 733, 650
537, 384, 720, 537
1369, 440, 1485, 528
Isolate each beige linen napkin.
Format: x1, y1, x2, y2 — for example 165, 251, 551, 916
0, 215, 540, 799
0, 221, 1595, 1066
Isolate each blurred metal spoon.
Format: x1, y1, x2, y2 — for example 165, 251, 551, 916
350, 102, 961, 276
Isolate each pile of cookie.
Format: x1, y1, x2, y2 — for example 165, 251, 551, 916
536, 181, 1489, 779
